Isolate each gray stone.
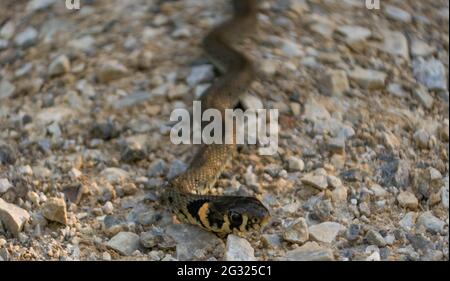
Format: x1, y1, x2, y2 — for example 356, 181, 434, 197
348, 68, 386, 90
167, 160, 188, 180
416, 211, 445, 234
410, 38, 436, 57
370, 184, 388, 198
385, 5, 412, 23
67, 35, 95, 52
100, 167, 129, 184
48, 55, 71, 77
283, 217, 309, 244
103, 215, 124, 236
441, 179, 449, 210
365, 230, 386, 247
303, 97, 331, 121
89, 120, 120, 140
327, 137, 345, 154
97, 60, 129, 83
378, 30, 409, 60
287, 156, 304, 172
41, 197, 67, 224
225, 234, 256, 261
240, 93, 264, 110
147, 159, 167, 177
0, 178, 12, 194
413, 58, 448, 91
319, 69, 349, 96
0, 79, 15, 100
399, 212, 417, 231
346, 224, 361, 241
261, 234, 283, 248
140, 227, 175, 249
26, 0, 56, 12
14, 27, 38, 47
284, 241, 334, 261
301, 171, 328, 190
397, 191, 419, 209
308, 222, 343, 243
0, 198, 30, 236
387, 83, 407, 98
0, 21, 15, 39
413, 128, 430, 149
412, 85, 434, 109
281, 39, 304, 57
0, 39, 8, 50
186, 65, 215, 87
106, 232, 140, 255
166, 224, 224, 261
113, 91, 152, 109
336, 25, 371, 43
121, 140, 146, 163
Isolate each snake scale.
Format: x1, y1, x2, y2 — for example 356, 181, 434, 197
162, 0, 271, 235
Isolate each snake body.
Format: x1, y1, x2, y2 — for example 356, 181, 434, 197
162, 0, 270, 235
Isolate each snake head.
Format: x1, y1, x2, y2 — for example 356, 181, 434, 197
217, 196, 271, 233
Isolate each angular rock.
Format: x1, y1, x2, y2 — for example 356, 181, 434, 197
26, 0, 56, 12
365, 229, 386, 247
283, 217, 309, 244
319, 69, 349, 96
441, 181, 449, 210
0, 198, 30, 236
399, 212, 417, 231
413, 85, 434, 109
348, 68, 386, 90
96, 60, 129, 83
303, 97, 331, 121
378, 30, 409, 60
261, 234, 282, 248
100, 167, 129, 184
410, 38, 436, 57
41, 197, 67, 224
397, 191, 419, 209
301, 171, 328, 190
287, 156, 304, 172
0, 79, 15, 100
0, 178, 13, 194
106, 232, 140, 255
416, 212, 445, 234
284, 241, 334, 261
413, 58, 448, 91
14, 27, 38, 47
308, 222, 343, 243
281, 39, 304, 57
336, 25, 371, 43
166, 224, 224, 261
225, 234, 256, 261
167, 160, 188, 180
48, 55, 71, 77
385, 5, 412, 23
413, 128, 431, 149
186, 65, 214, 87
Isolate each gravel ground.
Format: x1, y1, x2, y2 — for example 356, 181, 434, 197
0, 0, 448, 261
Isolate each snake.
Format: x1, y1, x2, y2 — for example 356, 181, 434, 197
162, 0, 271, 235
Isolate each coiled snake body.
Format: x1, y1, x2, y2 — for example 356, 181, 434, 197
162, 0, 270, 235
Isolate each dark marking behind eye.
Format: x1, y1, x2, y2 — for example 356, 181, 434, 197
187, 199, 209, 228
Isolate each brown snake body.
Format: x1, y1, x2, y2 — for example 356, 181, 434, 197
162, 0, 270, 235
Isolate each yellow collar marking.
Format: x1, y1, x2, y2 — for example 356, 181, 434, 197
239, 214, 248, 232
198, 202, 211, 229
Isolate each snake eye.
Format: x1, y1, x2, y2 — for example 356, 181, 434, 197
229, 211, 243, 225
